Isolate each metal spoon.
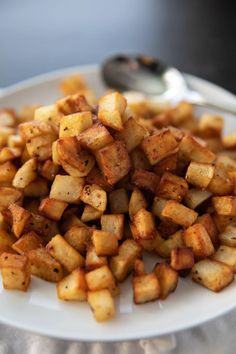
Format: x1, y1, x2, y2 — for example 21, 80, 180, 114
102, 54, 236, 115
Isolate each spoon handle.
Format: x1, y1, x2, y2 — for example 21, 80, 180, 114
186, 91, 236, 115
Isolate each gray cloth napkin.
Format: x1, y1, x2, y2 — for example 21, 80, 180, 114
0, 309, 235, 354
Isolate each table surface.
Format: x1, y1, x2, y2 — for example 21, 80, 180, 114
0, 0, 235, 94
0, 1, 236, 353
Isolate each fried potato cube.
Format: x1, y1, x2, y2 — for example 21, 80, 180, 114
12, 158, 37, 189
141, 129, 178, 165
0, 253, 30, 291
131, 169, 160, 194
86, 167, 113, 192
185, 162, 215, 188
50, 175, 84, 204
46, 235, 84, 272
0, 147, 22, 164
179, 135, 216, 163
64, 226, 91, 254
154, 263, 178, 300
152, 197, 168, 221
56, 137, 95, 177
26, 134, 56, 161
59, 111, 92, 138
40, 159, 59, 181
161, 200, 198, 227
169, 101, 193, 125
216, 154, 236, 172
110, 239, 141, 282
98, 92, 126, 131
80, 184, 107, 212
170, 247, 195, 270
131, 208, 156, 240
129, 187, 147, 220
198, 114, 223, 138
8, 204, 31, 238
85, 246, 108, 271
92, 230, 118, 256
24, 177, 49, 198
57, 268, 87, 301
39, 198, 68, 221
155, 230, 184, 258
85, 265, 118, 296
81, 205, 103, 222
114, 117, 149, 151
60, 74, 87, 95
12, 231, 44, 255
196, 214, 219, 248
109, 188, 129, 214
212, 245, 236, 272
222, 133, 236, 149
0, 109, 16, 127
156, 172, 188, 201
78, 123, 114, 151
61, 214, 87, 233
0, 228, 16, 255
0, 127, 15, 147
184, 189, 212, 209
208, 166, 233, 195
133, 273, 160, 304
0, 187, 23, 211
183, 224, 215, 259
219, 224, 236, 247
213, 196, 236, 216
0, 161, 17, 183
28, 247, 64, 282
192, 259, 234, 292
34, 104, 62, 125
153, 153, 177, 175
130, 147, 151, 170
96, 140, 131, 185
19, 120, 54, 142
8, 134, 24, 149
88, 289, 115, 322
56, 94, 92, 115
101, 214, 124, 240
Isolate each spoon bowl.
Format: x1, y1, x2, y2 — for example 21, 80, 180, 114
102, 54, 236, 115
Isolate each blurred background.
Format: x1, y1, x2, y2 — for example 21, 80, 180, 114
0, 0, 235, 93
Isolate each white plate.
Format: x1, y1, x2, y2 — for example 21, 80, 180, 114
0, 65, 236, 342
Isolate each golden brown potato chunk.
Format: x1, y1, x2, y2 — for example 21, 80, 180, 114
101, 214, 124, 240
12, 231, 44, 255
131, 169, 160, 194
185, 162, 215, 188
28, 247, 64, 282
161, 200, 198, 227
170, 247, 195, 271
0, 253, 30, 291
78, 123, 114, 151
154, 263, 178, 300
8, 204, 31, 238
156, 172, 188, 201
184, 224, 215, 259
87, 289, 115, 322
192, 259, 234, 292
96, 140, 131, 185
39, 198, 68, 221
98, 92, 126, 131
46, 234, 84, 272
131, 208, 156, 240
92, 230, 118, 256
57, 268, 87, 301
213, 196, 236, 216
141, 129, 178, 165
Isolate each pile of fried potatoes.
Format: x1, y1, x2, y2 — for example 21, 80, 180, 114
1, 74, 236, 322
